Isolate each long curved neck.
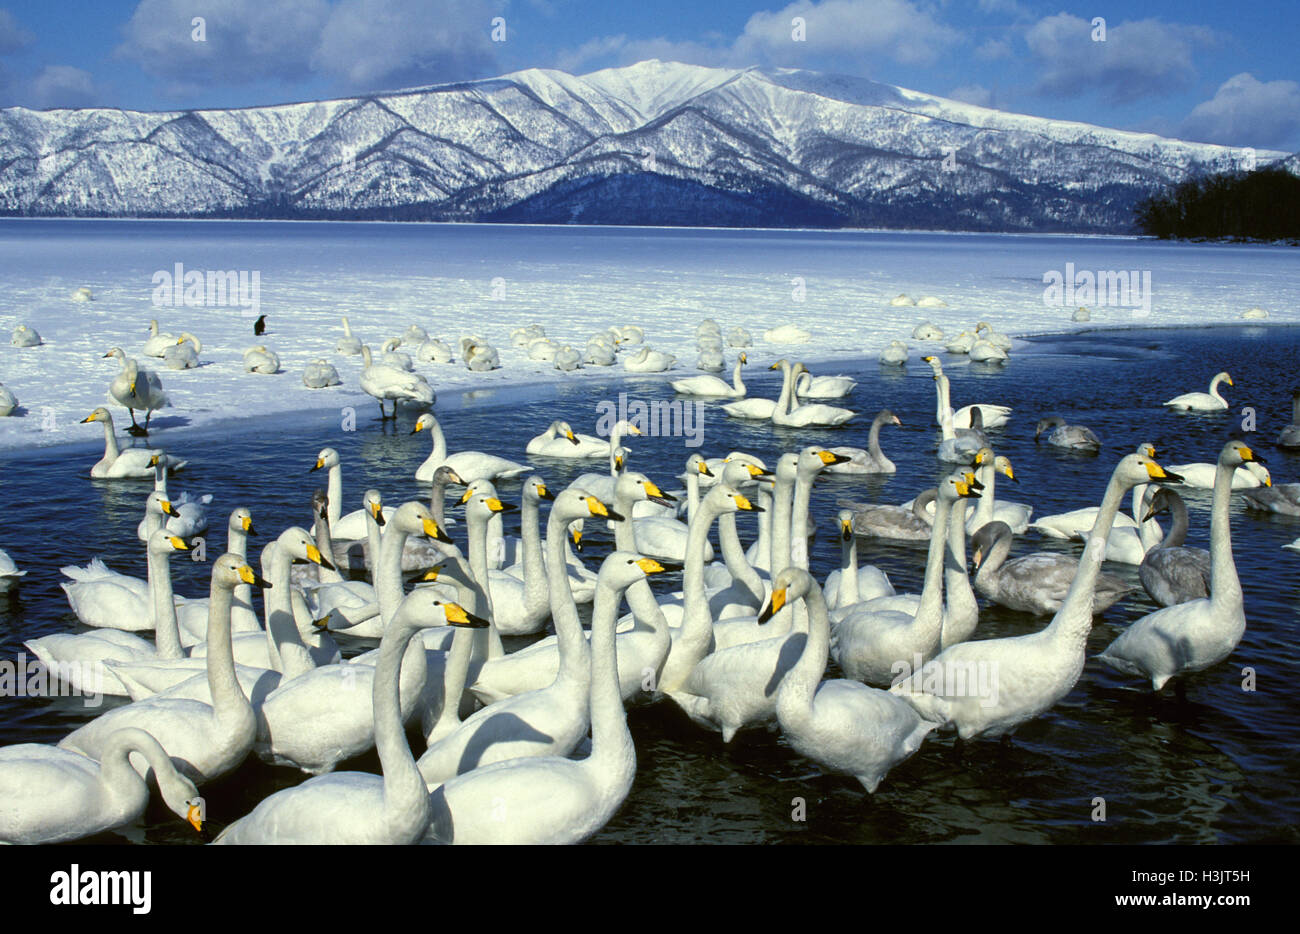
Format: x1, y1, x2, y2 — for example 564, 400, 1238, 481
868, 415, 888, 465
206, 579, 248, 717
731, 359, 746, 394
148, 550, 183, 660
790, 470, 815, 569
326, 466, 342, 529
840, 531, 859, 604
976, 528, 1013, 584
97, 732, 160, 815
1163, 495, 1191, 548
752, 486, 772, 570
467, 510, 505, 659
685, 472, 700, 519
588, 576, 634, 770
784, 579, 831, 710
520, 495, 543, 583
373, 617, 430, 842
314, 516, 343, 585
771, 475, 794, 574
916, 493, 954, 622
774, 364, 795, 416
546, 509, 589, 686
429, 480, 448, 526
152, 461, 168, 494
1046, 472, 1132, 643
943, 498, 977, 636
974, 460, 997, 526
102, 420, 121, 463
227, 524, 247, 560
430, 421, 448, 463
1209, 375, 1226, 404
265, 544, 311, 675
1209, 458, 1242, 608
364, 512, 383, 583
661, 501, 721, 690
718, 512, 763, 606
1133, 484, 1162, 549
938, 378, 956, 439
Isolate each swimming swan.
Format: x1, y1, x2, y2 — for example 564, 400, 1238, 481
1138, 488, 1211, 606
1163, 371, 1232, 412
411, 412, 529, 484
1097, 442, 1257, 690
671, 353, 748, 397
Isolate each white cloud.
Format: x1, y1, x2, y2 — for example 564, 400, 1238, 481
1180, 73, 1300, 150
28, 65, 97, 108
974, 38, 1010, 61
116, 0, 501, 92
1025, 13, 1212, 104
948, 84, 992, 108
0, 8, 33, 54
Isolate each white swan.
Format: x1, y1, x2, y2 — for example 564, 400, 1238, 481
411, 412, 528, 484
214, 592, 488, 844
380, 337, 415, 371
767, 568, 946, 793
526, 420, 598, 457
824, 410, 901, 474
418, 338, 454, 364
417, 488, 623, 787
671, 353, 747, 397
912, 320, 943, 339
623, 346, 676, 372
879, 340, 909, 365
11, 323, 41, 347
161, 332, 201, 369
924, 355, 1012, 429
58, 555, 263, 784
1163, 371, 1232, 411
763, 324, 811, 343
424, 552, 666, 844
0, 382, 16, 416
141, 319, 179, 357
891, 452, 1181, 740
795, 368, 856, 400
772, 362, 855, 427
0, 546, 25, 587
62, 492, 176, 608
359, 344, 434, 419
302, 359, 341, 388
336, 316, 363, 355
1278, 388, 1300, 448
242, 345, 280, 374
823, 510, 895, 610
104, 348, 168, 436
81, 408, 188, 478
0, 727, 202, 844
892, 294, 917, 307
832, 474, 979, 687
1097, 442, 1258, 690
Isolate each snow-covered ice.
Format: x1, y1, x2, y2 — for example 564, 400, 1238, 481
1, 218, 1297, 451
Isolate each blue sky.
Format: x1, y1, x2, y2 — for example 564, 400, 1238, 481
1, 1, 1297, 151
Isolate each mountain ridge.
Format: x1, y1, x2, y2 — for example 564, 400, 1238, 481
0, 59, 1285, 231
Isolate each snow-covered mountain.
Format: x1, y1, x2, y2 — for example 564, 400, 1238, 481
0, 60, 1284, 231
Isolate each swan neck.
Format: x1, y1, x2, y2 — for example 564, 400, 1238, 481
327, 466, 342, 530
102, 420, 121, 463
1209, 458, 1242, 604
206, 576, 249, 716
314, 514, 343, 585
546, 509, 589, 685
732, 358, 746, 394
840, 529, 859, 604
148, 549, 184, 660
771, 474, 794, 574
588, 576, 633, 767
376, 523, 409, 624
917, 493, 954, 620
786, 580, 831, 705
373, 618, 431, 841
1048, 470, 1130, 641
790, 471, 815, 569
718, 513, 763, 606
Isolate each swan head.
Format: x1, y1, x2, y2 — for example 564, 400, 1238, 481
972, 447, 995, 467
1141, 487, 1181, 522
739, 352, 748, 365
971, 521, 1014, 570
392, 501, 454, 544
432, 465, 467, 488
555, 487, 624, 524
394, 589, 490, 631
837, 509, 854, 541
525, 476, 553, 502
311, 489, 330, 521
1034, 416, 1067, 440
80, 406, 113, 425
720, 459, 769, 488
213, 553, 272, 592
276, 527, 335, 570
683, 453, 714, 478
311, 448, 340, 472
1117, 453, 1183, 488
600, 551, 677, 591
798, 446, 850, 474
1220, 440, 1266, 473
1135, 442, 1158, 459
178, 332, 202, 353
941, 472, 983, 503
411, 413, 439, 435
230, 507, 255, 537
466, 493, 518, 524
758, 567, 815, 624
147, 528, 191, 557
1213, 371, 1234, 388
704, 482, 761, 515
877, 409, 902, 428
361, 490, 385, 525
993, 456, 1016, 482
137, 734, 201, 833
102, 347, 126, 362
146, 491, 179, 519
458, 478, 498, 505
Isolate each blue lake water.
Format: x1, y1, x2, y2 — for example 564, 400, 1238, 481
1, 316, 1298, 844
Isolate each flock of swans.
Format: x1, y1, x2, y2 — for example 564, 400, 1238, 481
2, 303, 1298, 845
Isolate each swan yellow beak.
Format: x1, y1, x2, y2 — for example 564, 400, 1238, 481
974, 450, 988, 465
698, 461, 713, 476
758, 588, 786, 624
238, 565, 272, 588
422, 564, 443, 581
746, 464, 772, 478
840, 518, 852, 540
999, 461, 1016, 482
565, 430, 577, 443
312, 458, 324, 471
740, 353, 747, 364
422, 518, 454, 543
817, 450, 850, 465
536, 483, 553, 500
585, 496, 610, 518
129, 380, 137, 394
485, 497, 508, 513
769, 362, 780, 370
614, 454, 625, 470
972, 546, 983, 569
168, 536, 189, 551
954, 479, 980, 498
80, 411, 100, 423
305, 544, 332, 568
441, 602, 490, 628
1240, 444, 1263, 463
160, 499, 177, 516
636, 557, 667, 575
311, 614, 330, 630
643, 481, 666, 498
369, 501, 384, 519
241, 515, 255, 534
733, 493, 761, 511
571, 528, 583, 550
1226, 374, 1234, 386
1144, 461, 1182, 482
459, 489, 473, 504
186, 803, 203, 833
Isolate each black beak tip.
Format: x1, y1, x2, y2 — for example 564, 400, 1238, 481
318, 556, 336, 571
1163, 470, 1185, 484
375, 513, 386, 526
606, 508, 626, 522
